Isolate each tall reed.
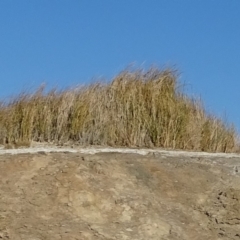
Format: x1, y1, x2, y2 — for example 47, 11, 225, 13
0, 68, 237, 152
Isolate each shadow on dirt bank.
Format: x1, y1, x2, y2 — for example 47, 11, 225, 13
0, 151, 240, 239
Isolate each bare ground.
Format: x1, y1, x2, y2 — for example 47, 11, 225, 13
0, 149, 240, 239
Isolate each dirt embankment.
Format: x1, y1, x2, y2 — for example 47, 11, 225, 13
0, 149, 240, 239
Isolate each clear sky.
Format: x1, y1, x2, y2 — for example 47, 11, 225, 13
0, 1, 240, 130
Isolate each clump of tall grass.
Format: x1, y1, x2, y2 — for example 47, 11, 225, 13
0, 68, 237, 152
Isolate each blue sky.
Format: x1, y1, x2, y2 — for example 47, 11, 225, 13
0, 1, 240, 130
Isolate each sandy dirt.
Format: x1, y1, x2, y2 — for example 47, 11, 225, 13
0, 147, 240, 239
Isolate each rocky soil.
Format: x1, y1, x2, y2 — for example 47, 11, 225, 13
0, 148, 240, 239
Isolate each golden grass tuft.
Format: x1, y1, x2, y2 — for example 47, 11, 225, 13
0, 68, 237, 152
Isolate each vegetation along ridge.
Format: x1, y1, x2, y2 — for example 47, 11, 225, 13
0, 68, 237, 153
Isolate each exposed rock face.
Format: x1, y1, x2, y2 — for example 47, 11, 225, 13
0, 151, 240, 239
